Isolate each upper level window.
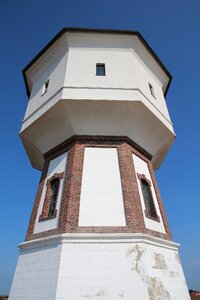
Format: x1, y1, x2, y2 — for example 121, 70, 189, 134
96, 63, 106, 76
41, 79, 49, 95
149, 83, 156, 98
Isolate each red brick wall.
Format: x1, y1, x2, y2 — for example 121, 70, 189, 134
26, 136, 171, 241
190, 292, 200, 300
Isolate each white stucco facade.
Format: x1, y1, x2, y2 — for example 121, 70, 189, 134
9, 234, 190, 300
34, 152, 68, 233
132, 153, 166, 234
78, 147, 126, 226
21, 30, 175, 170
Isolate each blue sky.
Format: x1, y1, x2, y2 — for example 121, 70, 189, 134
0, 0, 200, 295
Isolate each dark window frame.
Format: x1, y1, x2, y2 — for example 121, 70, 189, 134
96, 63, 106, 76
137, 173, 160, 222
48, 178, 60, 218
41, 79, 49, 95
148, 83, 156, 99
39, 172, 64, 222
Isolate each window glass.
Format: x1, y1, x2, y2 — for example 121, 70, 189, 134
149, 83, 156, 98
41, 80, 49, 95
48, 178, 59, 217
96, 64, 105, 76
141, 179, 157, 219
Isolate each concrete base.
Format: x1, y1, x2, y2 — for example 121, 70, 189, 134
9, 233, 190, 300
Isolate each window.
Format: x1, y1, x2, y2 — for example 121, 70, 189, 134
96, 63, 105, 76
140, 179, 157, 219
39, 172, 64, 221
137, 173, 159, 221
48, 178, 60, 218
41, 79, 49, 95
149, 83, 156, 98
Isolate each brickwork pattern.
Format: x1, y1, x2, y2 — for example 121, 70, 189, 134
26, 136, 171, 241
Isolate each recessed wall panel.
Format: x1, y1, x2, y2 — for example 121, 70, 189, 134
78, 147, 126, 226
34, 152, 68, 233
132, 153, 166, 234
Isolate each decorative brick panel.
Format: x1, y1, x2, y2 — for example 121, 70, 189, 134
25, 135, 172, 241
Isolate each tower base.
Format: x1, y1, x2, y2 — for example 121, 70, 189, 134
9, 233, 190, 300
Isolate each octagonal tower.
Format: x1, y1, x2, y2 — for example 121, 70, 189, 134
9, 28, 189, 300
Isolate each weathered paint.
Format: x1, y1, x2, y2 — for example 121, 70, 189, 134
9, 233, 190, 300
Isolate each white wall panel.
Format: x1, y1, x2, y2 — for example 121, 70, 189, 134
34, 152, 68, 233
78, 147, 126, 226
132, 153, 166, 234
9, 243, 62, 300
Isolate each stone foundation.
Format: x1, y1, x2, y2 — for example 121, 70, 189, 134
9, 233, 190, 300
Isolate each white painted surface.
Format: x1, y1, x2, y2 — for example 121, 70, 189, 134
20, 98, 175, 170
24, 35, 68, 121
34, 152, 68, 234
9, 233, 190, 300
132, 153, 166, 234
20, 31, 175, 170
9, 242, 62, 300
23, 32, 171, 124
78, 147, 126, 226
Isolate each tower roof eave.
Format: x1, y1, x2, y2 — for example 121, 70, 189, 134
22, 27, 172, 98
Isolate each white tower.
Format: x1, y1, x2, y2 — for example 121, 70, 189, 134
9, 28, 189, 300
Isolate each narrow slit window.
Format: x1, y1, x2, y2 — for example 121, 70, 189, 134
48, 178, 59, 218
41, 79, 49, 95
96, 63, 105, 76
140, 179, 157, 219
39, 172, 64, 222
149, 83, 156, 98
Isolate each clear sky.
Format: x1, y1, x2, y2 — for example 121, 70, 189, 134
0, 0, 200, 295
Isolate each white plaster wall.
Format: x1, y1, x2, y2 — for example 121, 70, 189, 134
9, 234, 190, 300
78, 147, 126, 226
21, 32, 175, 171
57, 239, 189, 300
9, 242, 62, 300
34, 152, 68, 233
22, 32, 172, 132
24, 35, 69, 120
65, 33, 170, 120
132, 153, 166, 234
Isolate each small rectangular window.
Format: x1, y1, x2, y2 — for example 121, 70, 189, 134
149, 83, 156, 98
41, 79, 49, 95
96, 64, 105, 76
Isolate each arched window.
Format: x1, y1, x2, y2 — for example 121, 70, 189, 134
48, 178, 60, 218
137, 173, 159, 221
141, 179, 157, 219
39, 172, 64, 221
